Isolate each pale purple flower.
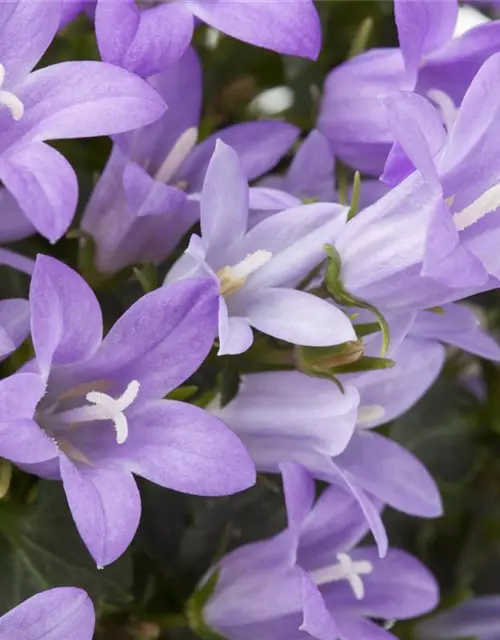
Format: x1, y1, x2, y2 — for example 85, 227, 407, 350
81, 47, 299, 275
0, 255, 255, 567
205, 463, 438, 640
0, 587, 95, 639
417, 596, 500, 639
165, 140, 356, 355
338, 53, 500, 310
95, 0, 321, 77
210, 333, 444, 556
318, 0, 500, 175
0, 0, 166, 245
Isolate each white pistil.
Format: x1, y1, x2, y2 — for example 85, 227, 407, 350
53, 380, 140, 445
155, 127, 198, 184
217, 250, 273, 297
0, 63, 24, 121
454, 183, 500, 231
310, 553, 373, 600
86, 380, 140, 444
356, 404, 385, 428
427, 89, 457, 132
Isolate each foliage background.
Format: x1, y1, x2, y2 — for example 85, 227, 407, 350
1, 2, 498, 638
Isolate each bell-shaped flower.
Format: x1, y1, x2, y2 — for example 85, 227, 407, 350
94, 0, 321, 77
417, 595, 500, 640
165, 140, 356, 355
0, 255, 255, 567
0, 0, 167, 246
318, 0, 500, 175
210, 333, 444, 556
204, 463, 438, 640
0, 587, 95, 639
81, 47, 299, 275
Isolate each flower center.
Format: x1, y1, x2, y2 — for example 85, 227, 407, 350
217, 250, 273, 297
42, 380, 140, 445
309, 552, 373, 600
154, 127, 198, 184
0, 63, 24, 121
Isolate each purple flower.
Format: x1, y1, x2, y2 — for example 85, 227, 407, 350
205, 463, 438, 640
165, 140, 356, 355
81, 47, 299, 275
94, 0, 321, 77
417, 596, 500, 639
0, 587, 95, 639
318, 0, 500, 175
367, 54, 500, 291
0, 255, 255, 567
210, 333, 444, 556
0, 0, 166, 245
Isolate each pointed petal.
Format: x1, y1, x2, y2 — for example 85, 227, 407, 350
30, 256, 103, 377
179, 121, 299, 191
347, 546, 439, 620
0, 587, 95, 640
299, 485, 373, 569
381, 91, 446, 189
189, 0, 321, 60
200, 140, 249, 248
336, 430, 443, 517
16, 61, 166, 144
300, 570, 339, 640
285, 130, 336, 201
96, 0, 194, 77
122, 161, 186, 217
60, 456, 141, 567
280, 461, 315, 530
239, 288, 356, 347
122, 399, 256, 495
218, 306, 254, 356
0, 0, 61, 86
0, 142, 78, 243
395, 0, 458, 83
80, 278, 218, 399
244, 203, 347, 289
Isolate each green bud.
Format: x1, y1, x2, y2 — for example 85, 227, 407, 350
297, 340, 364, 373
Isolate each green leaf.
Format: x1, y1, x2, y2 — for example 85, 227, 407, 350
347, 16, 374, 59
0, 482, 132, 613
346, 171, 361, 221
186, 571, 225, 640
133, 263, 158, 294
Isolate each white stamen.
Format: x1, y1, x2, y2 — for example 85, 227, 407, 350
217, 250, 273, 297
86, 380, 140, 444
0, 64, 24, 121
427, 89, 457, 132
356, 404, 385, 428
310, 553, 373, 600
454, 183, 500, 231
155, 127, 198, 184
